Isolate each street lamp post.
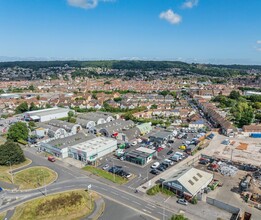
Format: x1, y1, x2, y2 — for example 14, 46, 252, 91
7, 161, 14, 184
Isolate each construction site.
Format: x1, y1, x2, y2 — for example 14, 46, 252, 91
205, 137, 261, 167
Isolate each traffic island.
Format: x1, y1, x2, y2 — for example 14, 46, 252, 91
10, 190, 98, 220
13, 166, 57, 190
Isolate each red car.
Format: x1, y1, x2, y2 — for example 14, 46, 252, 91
157, 147, 163, 152
48, 156, 56, 162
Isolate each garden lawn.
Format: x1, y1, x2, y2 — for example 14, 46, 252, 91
11, 190, 95, 220
83, 166, 127, 184
13, 166, 57, 190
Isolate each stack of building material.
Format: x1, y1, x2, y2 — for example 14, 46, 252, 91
218, 161, 238, 176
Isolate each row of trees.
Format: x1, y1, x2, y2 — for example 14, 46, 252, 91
212, 90, 261, 127
15, 101, 52, 114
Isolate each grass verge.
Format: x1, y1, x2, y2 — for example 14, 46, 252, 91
83, 166, 128, 185
146, 184, 175, 196
11, 190, 95, 220
0, 158, 31, 184
0, 212, 6, 220
13, 166, 57, 190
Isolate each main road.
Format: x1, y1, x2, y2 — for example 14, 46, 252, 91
0, 149, 173, 220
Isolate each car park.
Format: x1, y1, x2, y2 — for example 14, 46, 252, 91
177, 199, 188, 206
164, 159, 174, 165
156, 147, 164, 152
157, 166, 166, 172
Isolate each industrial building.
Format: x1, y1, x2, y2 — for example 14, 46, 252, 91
76, 112, 115, 129
137, 123, 152, 135
162, 167, 213, 198
69, 137, 117, 163
90, 119, 135, 137
145, 130, 173, 144
34, 119, 82, 139
39, 133, 117, 163
24, 107, 73, 122
125, 147, 157, 166
39, 132, 94, 158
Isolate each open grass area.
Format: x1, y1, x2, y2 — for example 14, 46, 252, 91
83, 166, 128, 185
146, 184, 175, 196
0, 212, 6, 220
11, 190, 95, 220
0, 158, 31, 184
13, 166, 57, 190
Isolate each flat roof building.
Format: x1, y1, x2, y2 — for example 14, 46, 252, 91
125, 146, 156, 166
24, 107, 73, 122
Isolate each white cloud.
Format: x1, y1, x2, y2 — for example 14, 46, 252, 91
159, 9, 182, 25
257, 40, 261, 44
257, 48, 261, 52
67, 0, 98, 9
67, 0, 114, 9
182, 0, 199, 9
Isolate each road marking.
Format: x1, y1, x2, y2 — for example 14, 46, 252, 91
146, 204, 156, 208
132, 201, 141, 205
145, 206, 154, 211
157, 212, 168, 217
111, 191, 119, 196
120, 196, 129, 200
142, 209, 152, 214
100, 187, 108, 191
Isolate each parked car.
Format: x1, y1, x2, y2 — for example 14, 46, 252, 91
177, 199, 188, 205
167, 150, 173, 155
164, 159, 174, 165
151, 162, 160, 169
199, 160, 209, 165
157, 147, 164, 152
157, 166, 166, 172
131, 141, 137, 146
150, 169, 160, 175
102, 164, 110, 170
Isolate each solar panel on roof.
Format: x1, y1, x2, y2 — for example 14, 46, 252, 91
197, 173, 202, 178
188, 180, 194, 185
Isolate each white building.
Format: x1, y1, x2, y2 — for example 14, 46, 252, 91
69, 137, 117, 163
24, 107, 73, 122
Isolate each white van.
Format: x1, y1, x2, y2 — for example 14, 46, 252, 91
164, 159, 174, 165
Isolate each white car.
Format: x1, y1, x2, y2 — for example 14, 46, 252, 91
177, 199, 188, 206
151, 162, 160, 169
164, 159, 174, 165
137, 138, 142, 143
102, 164, 110, 170
131, 141, 137, 146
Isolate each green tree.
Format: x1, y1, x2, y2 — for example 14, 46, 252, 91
46, 103, 52, 108
28, 121, 36, 131
15, 102, 29, 114
30, 102, 38, 111
150, 104, 158, 109
170, 214, 189, 220
0, 141, 26, 165
229, 90, 241, 100
36, 95, 40, 100
114, 97, 122, 102
68, 111, 74, 118
28, 84, 35, 91
7, 122, 29, 142
159, 90, 170, 97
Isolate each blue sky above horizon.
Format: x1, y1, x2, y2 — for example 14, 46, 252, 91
0, 0, 261, 64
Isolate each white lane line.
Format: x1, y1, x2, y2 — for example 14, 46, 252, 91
111, 191, 119, 196
146, 204, 156, 208
142, 209, 152, 214
100, 187, 108, 191
157, 212, 168, 217
132, 201, 141, 205
120, 196, 129, 200
145, 206, 154, 211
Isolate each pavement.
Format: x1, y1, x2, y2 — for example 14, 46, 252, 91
86, 197, 104, 220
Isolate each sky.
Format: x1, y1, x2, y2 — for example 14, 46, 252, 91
0, 0, 261, 64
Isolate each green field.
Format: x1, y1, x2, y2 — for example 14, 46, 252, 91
13, 166, 57, 190
0, 159, 31, 184
83, 166, 128, 184
11, 190, 95, 220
